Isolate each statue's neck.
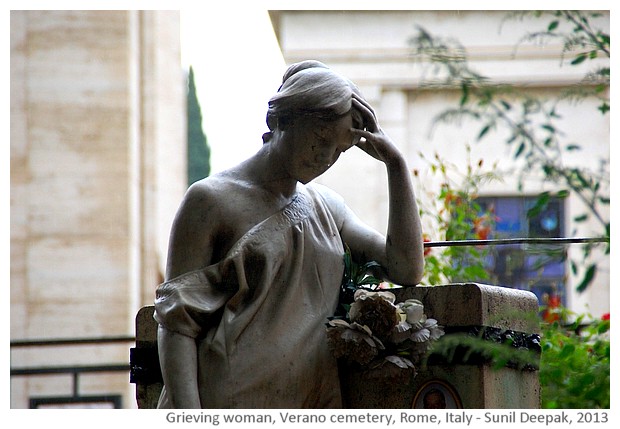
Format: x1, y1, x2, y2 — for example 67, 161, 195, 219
248, 143, 299, 201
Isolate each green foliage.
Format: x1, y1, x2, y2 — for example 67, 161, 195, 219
187, 66, 211, 186
432, 331, 539, 371
430, 306, 610, 408
337, 245, 384, 316
409, 10, 609, 292
411, 121, 609, 409
414, 146, 501, 285
413, 153, 610, 408
342, 244, 383, 289
539, 309, 610, 408
430, 303, 542, 372
508, 11, 610, 116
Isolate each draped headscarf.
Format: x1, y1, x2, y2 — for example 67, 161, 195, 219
263, 60, 364, 143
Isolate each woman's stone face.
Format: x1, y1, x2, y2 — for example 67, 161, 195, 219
282, 113, 357, 184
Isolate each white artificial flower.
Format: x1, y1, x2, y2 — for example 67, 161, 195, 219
410, 327, 431, 343
398, 299, 426, 327
391, 320, 412, 343
424, 318, 445, 340
384, 355, 415, 369
348, 290, 400, 339
353, 289, 396, 303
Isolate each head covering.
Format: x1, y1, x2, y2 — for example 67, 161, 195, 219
263, 60, 363, 142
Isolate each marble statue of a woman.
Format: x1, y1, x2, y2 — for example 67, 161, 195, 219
154, 60, 424, 408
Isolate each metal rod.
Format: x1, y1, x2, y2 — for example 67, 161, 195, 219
10, 364, 131, 377
73, 372, 80, 398
10, 335, 135, 348
423, 237, 608, 248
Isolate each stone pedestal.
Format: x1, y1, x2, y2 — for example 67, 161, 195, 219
396, 283, 540, 409
133, 283, 541, 409
130, 306, 162, 409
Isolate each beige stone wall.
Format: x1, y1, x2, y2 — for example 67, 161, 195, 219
10, 10, 185, 408
270, 10, 609, 318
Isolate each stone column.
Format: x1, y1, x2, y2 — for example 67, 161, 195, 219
10, 10, 184, 409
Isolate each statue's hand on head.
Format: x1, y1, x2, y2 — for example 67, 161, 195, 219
350, 94, 404, 167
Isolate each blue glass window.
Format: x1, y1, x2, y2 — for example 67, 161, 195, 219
476, 196, 566, 306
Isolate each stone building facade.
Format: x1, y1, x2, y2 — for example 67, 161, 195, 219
10, 10, 185, 408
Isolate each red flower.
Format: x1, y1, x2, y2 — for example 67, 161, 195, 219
547, 295, 561, 308
473, 215, 492, 240
423, 235, 432, 257
543, 309, 560, 323
542, 294, 561, 323
475, 226, 490, 240
602, 313, 610, 321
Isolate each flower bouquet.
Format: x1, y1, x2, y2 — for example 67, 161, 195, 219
326, 249, 444, 407
326, 290, 444, 377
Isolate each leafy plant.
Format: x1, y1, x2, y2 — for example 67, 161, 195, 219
539, 308, 610, 408
429, 305, 610, 408
337, 245, 383, 316
414, 146, 501, 285
408, 11, 610, 291
412, 127, 609, 409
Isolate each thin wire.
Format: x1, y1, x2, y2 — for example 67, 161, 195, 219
423, 237, 608, 248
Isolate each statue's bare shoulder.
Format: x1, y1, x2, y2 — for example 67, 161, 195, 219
166, 170, 266, 276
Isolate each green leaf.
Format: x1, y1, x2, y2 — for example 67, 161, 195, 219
558, 344, 575, 359
527, 192, 550, 218
566, 144, 581, 151
570, 260, 578, 275
460, 83, 470, 106
598, 103, 610, 114
514, 142, 526, 159
477, 124, 491, 141
359, 275, 382, 286
573, 214, 588, 222
547, 20, 559, 31
579, 372, 596, 387
598, 321, 610, 335
362, 260, 382, 271
568, 169, 590, 190
570, 54, 587, 65
576, 264, 597, 293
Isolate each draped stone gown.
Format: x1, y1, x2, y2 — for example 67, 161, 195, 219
154, 184, 345, 408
